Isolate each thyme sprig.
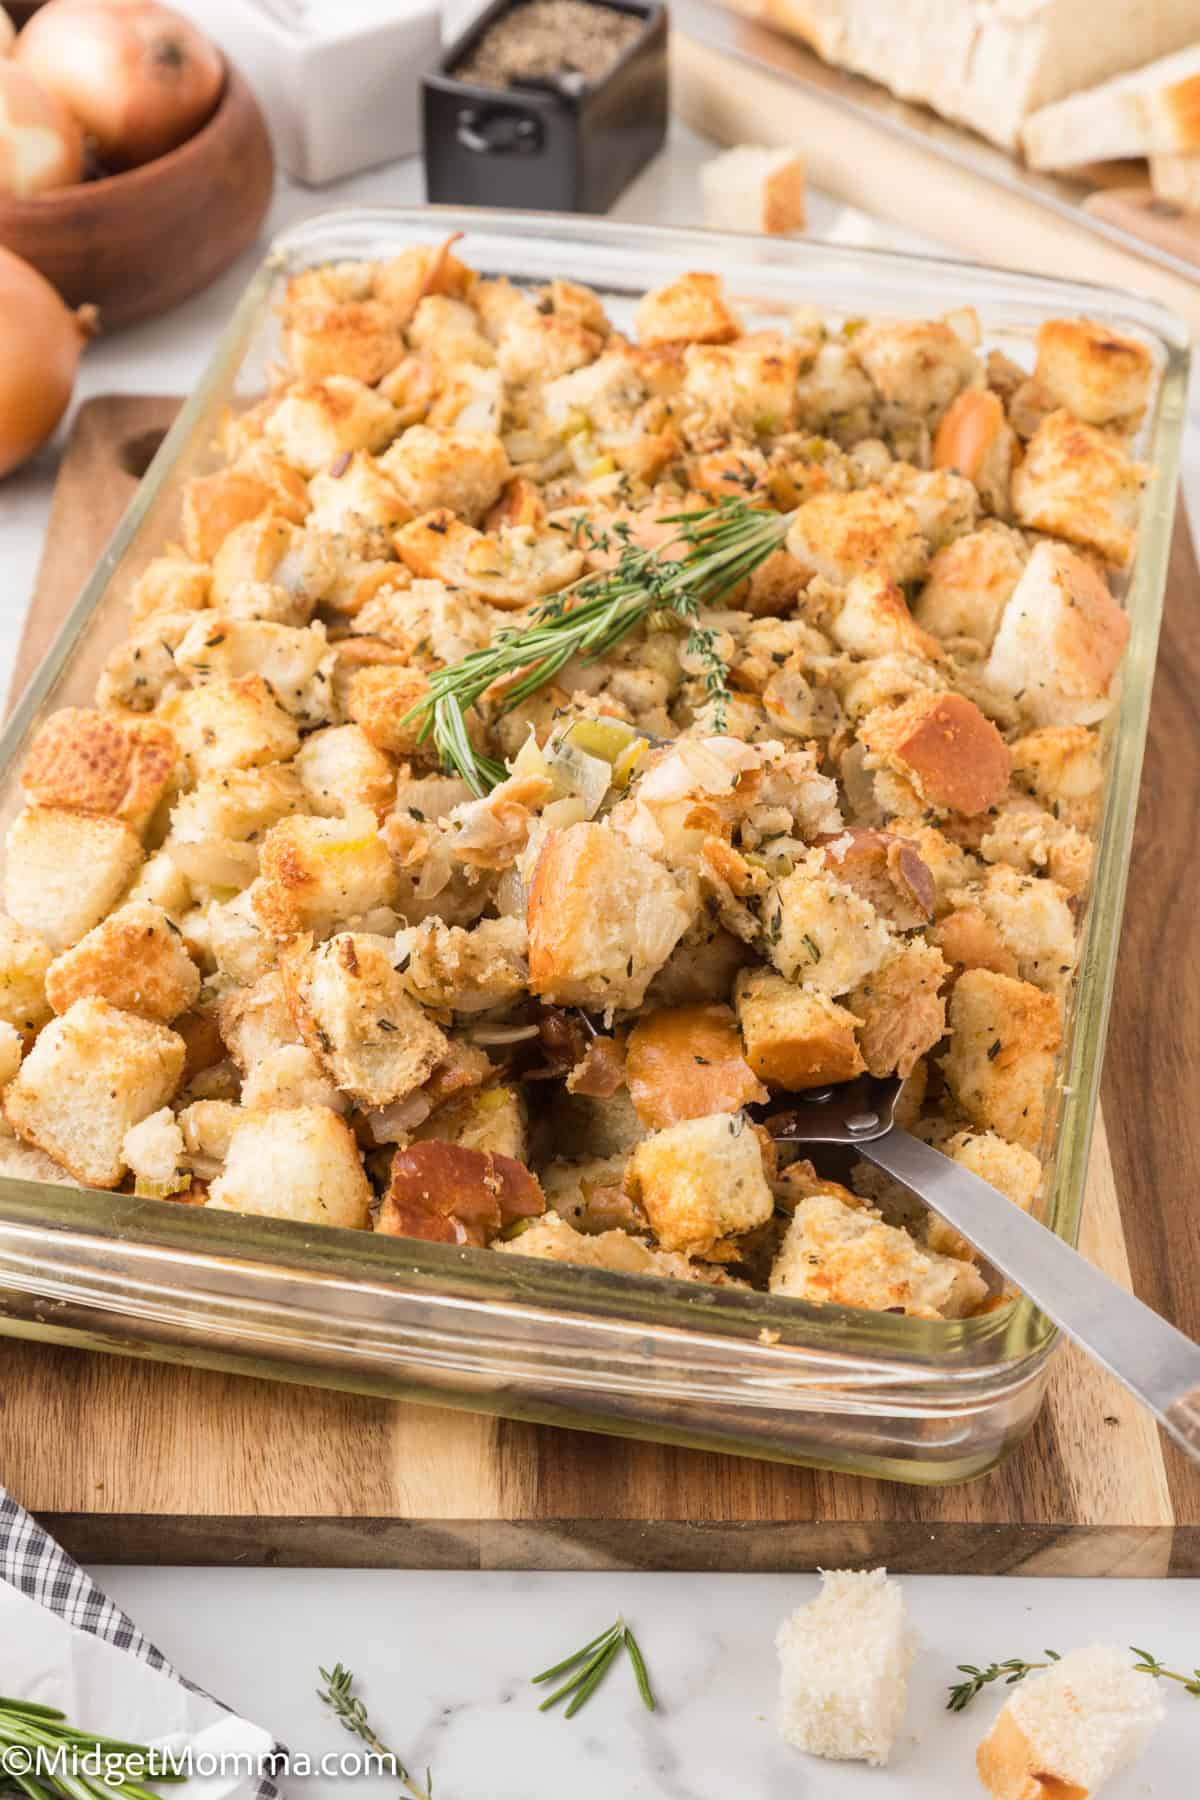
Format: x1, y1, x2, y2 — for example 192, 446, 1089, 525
948, 1645, 1200, 1712
317, 1664, 433, 1800
532, 1618, 657, 1719
0, 1694, 186, 1800
399, 498, 793, 795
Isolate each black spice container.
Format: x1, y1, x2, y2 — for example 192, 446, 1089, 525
423, 0, 668, 216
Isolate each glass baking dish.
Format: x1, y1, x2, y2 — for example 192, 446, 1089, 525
0, 208, 1185, 1484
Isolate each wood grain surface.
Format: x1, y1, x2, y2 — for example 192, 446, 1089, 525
0, 396, 1196, 1574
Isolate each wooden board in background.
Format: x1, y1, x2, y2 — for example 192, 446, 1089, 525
0, 396, 1197, 1575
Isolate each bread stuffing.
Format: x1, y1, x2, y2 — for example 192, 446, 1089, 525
0, 239, 1149, 1325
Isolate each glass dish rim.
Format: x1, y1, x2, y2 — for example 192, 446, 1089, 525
0, 202, 1186, 1378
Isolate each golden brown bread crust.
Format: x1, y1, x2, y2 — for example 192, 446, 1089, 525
377, 1140, 544, 1246
21, 709, 176, 834
44, 903, 201, 1023
975, 1704, 1088, 1800
735, 968, 865, 1090
181, 468, 306, 563
625, 1004, 766, 1129
861, 691, 1011, 817
635, 272, 740, 347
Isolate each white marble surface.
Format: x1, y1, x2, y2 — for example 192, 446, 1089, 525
3, 89, 1199, 1800
95, 1567, 1198, 1799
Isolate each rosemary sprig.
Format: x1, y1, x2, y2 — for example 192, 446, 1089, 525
948, 1644, 1200, 1712
0, 1695, 185, 1800
532, 1617, 657, 1719
317, 1664, 433, 1800
399, 498, 793, 795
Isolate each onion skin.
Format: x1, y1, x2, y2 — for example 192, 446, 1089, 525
0, 7, 13, 55
0, 59, 84, 195
15, 0, 224, 171
0, 246, 95, 478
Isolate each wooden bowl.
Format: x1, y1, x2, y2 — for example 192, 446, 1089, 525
0, 61, 274, 330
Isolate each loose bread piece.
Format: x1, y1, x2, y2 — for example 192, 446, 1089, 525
1032, 319, 1155, 429
776, 1567, 911, 1766
984, 542, 1130, 727
20, 708, 176, 835
1022, 45, 1200, 169
4, 808, 144, 953
700, 145, 806, 235
942, 969, 1062, 1151
0, 914, 53, 1044
44, 902, 201, 1023
626, 1110, 774, 1257
207, 1105, 372, 1229
735, 966, 865, 1089
976, 1644, 1164, 1799
770, 1188, 987, 1316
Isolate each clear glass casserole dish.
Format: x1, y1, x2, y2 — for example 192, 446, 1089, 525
0, 207, 1185, 1484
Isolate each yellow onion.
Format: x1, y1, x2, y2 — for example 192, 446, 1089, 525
0, 8, 14, 55
0, 247, 95, 478
15, 0, 223, 171
0, 59, 84, 195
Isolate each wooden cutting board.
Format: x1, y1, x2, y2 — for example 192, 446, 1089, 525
2, 395, 1198, 1575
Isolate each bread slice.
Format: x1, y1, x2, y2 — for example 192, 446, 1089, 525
1023, 45, 1200, 170
776, 1567, 912, 1765
700, 145, 806, 235
1151, 149, 1200, 208
976, 1645, 1164, 1799
753, 0, 1200, 151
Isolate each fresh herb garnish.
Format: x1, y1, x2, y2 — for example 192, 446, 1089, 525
0, 1694, 185, 1800
948, 1645, 1200, 1712
532, 1618, 657, 1719
398, 498, 792, 795
317, 1663, 433, 1800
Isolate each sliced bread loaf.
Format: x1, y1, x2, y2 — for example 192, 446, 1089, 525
1023, 43, 1200, 168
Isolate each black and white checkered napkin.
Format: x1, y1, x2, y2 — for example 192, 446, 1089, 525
0, 1485, 280, 1800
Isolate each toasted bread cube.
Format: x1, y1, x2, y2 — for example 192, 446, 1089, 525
942, 969, 1062, 1150
283, 298, 408, 386
527, 822, 694, 1013
172, 616, 332, 725
393, 915, 528, 1016
848, 938, 948, 1078
394, 511, 582, 607
761, 857, 894, 996
984, 541, 1130, 727
496, 1209, 747, 1285
306, 450, 412, 552
240, 1044, 345, 1114
159, 674, 300, 778
295, 725, 396, 820
976, 1645, 1164, 1800
4, 808, 144, 953
1010, 726, 1104, 831
979, 801, 1093, 898
883, 463, 979, 550
635, 272, 739, 347
181, 468, 293, 564
913, 524, 1026, 650
345, 665, 436, 760
777, 1569, 912, 1767
209, 515, 332, 612
121, 1107, 187, 1191
929, 905, 1019, 983
975, 864, 1078, 995
129, 554, 211, 628
1012, 410, 1144, 568
4, 998, 185, 1188
0, 1022, 22, 1089
770, 1191, 987, 1317
814, 827, 936, 929
1034, 318, 1155, 428
253, 808, 398, 940
207, 1105, 371, 1229
265, 377, 400, 478
20, 708, 176, 836
408, 293, 495, 367
923, 1126, 1044, 1259
831, 569, 943, 661
165, 764, 305, 893
627, 1111, 774, 1256
0, 914, 53, 1044
859, 692, 1011, 818
217, 971, 298, 1072
207, 888, 278, 986
280, 931, 447, 1108
411, 1081, 527, 1162
735, 967, 864, 1089
786, 488, 929, 587
624, 1002, 766, 1128
378, 426, 510, 524
682, 335, 800, 435
700, 144, 806, 235
44, 902, 200, 1022
855, 315, 979, 419
377, 1139, 543, 1246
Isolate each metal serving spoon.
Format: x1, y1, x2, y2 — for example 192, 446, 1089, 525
765, 1076, 1200, 1465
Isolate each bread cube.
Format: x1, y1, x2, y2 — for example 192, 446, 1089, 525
283, 298, 408, 386
121, 1107, 187, 1192
394, 916, 528, 1016
635, 272, 739, 347
624, 1002, 766, 1127
682, 335, 800, 436
208, 1105, 372, 1229
378, 426, 510, 523
1012, 410, 1144, 567
770, 1191, 987, 1316
627, 1109, 774, 1257
777, 1569, 912, 1767
859, 692, 1011, 818
735, 968, 864, 1089
794, 341, 875, 432
913, 524, 1026, 649
181, 467, 298, 564
855, 314, 979, 418
160, 674, 300, 778
45, 902, 200, 1022
786, 488, 929, 587
527, 822, 694, 1013
942, 969, 1062, 1150
209, 515, 331, 612
923, 1125, 1043, 1259
129, 554, 211, 628
394, 511, 582, 607
165, 764, 305, 893
306, 450, 412, 553
4, 808, 144, 952
848, 938, 948, 1078
253, 808, 398, 940
883, 463, 979, 550
761, 858, 894, 996
496, 1210, 746, 1286
0, 914, 53, 1043
378, 1139, 543, 1246
1034, 317, 1155, 428
494, 306, 603, 388
281, 931, 447, 1108
217, 971, 298, 1073
0, 1021, 23, 1089
976, 1645, 1164, 1800
814, 827, 936, 929
831, 569, 943, 661
929, 905, 1019, 983
240, 1044, 344, 1114
0, 1118, 78, 1188
21, 708, 176, 835
295, 725, 396, 820
207, 888, 277, 986
1010, 725, 1104, 832
408, 294, 495, 367
979, 801, 1094, 898
264, 376, 400, 478
700, 144, 806, 235
984, 541, 1130, 727
4, 998, 185, 1188
172, 617, 331, 724
345, 665, 436, 760
975, 865, 1077, 996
